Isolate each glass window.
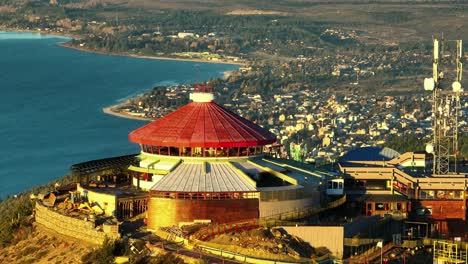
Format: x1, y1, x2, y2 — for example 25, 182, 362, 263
249, 147, 256, 155
437, 191, 446, 199
240, 147, 248, 156
169, 147, 179, 156
160, 147, 169, 155
228, 147, 238, 157
454, 191, 464, 199
420, 190, 435, 199
192, 147, 203, 157
375, 203, 385, 211
180, 147, 190, 156
217, 148, 227, 157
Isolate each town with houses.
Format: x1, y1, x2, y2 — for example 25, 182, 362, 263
115, 82, 468, 164
2, 1, 468, 263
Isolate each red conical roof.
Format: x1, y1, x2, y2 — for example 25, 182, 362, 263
129, 100, 276, 148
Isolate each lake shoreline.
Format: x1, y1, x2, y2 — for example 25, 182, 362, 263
57, 41, 242, 122
1, 28, 245, 66
2, 29, 240, 122
102, 101, 153, 122
59, 42, 244, 66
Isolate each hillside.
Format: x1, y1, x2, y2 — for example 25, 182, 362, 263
0, 224, 93, 264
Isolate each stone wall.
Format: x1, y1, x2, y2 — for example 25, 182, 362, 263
35, 201, 119, 245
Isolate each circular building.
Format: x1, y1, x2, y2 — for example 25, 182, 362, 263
128, 91, 323, 229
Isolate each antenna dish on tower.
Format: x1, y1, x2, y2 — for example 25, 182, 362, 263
424, 78, 435, 91
426, 143, 434, 154
452, 81, 462, 92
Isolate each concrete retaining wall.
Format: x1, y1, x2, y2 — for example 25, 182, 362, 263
35, 202, 119, 244
259, 193, 320, 218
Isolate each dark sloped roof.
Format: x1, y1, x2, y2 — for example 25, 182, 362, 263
129, 101, 276, 148
70, 154, 138, 176
340, 147, 400, 162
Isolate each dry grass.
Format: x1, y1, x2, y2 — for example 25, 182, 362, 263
196, 228, 315, 262
0, 224, 93, 264
226, 9, 288, 16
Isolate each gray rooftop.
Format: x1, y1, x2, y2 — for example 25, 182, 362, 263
151, 162, 257, 193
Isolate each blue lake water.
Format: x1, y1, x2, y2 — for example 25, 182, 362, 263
0, 32, 238, 198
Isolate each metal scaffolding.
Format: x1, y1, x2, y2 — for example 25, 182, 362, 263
433, 240, 468, 264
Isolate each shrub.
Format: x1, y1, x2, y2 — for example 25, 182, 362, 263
150, 252, 186, 264
82, 237, 118, 264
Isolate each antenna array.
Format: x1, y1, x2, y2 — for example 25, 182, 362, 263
424, 38, 465, 175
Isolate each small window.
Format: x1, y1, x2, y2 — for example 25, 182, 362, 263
416, 207, 432, 216
375, 203, 385, 211
338, 182, 343, 189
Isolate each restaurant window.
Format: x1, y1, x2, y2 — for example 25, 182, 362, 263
228, 147, 239, 157
217, 148, 227, 157
192, 147, 203, 157
240, 147, 248, 156
181, 147, 191, 156
160, 147, 169, 155
249, 146, 256, 155
169, 147, 179, 156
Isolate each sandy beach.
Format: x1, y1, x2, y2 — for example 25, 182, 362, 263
102, 103, 153, 122
59, 42, 244, 66
102, 66, 234, 121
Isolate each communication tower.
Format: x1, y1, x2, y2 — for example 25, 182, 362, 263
424, 38, 465, 175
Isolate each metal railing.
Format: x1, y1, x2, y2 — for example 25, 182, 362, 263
192, 195, 347, 241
